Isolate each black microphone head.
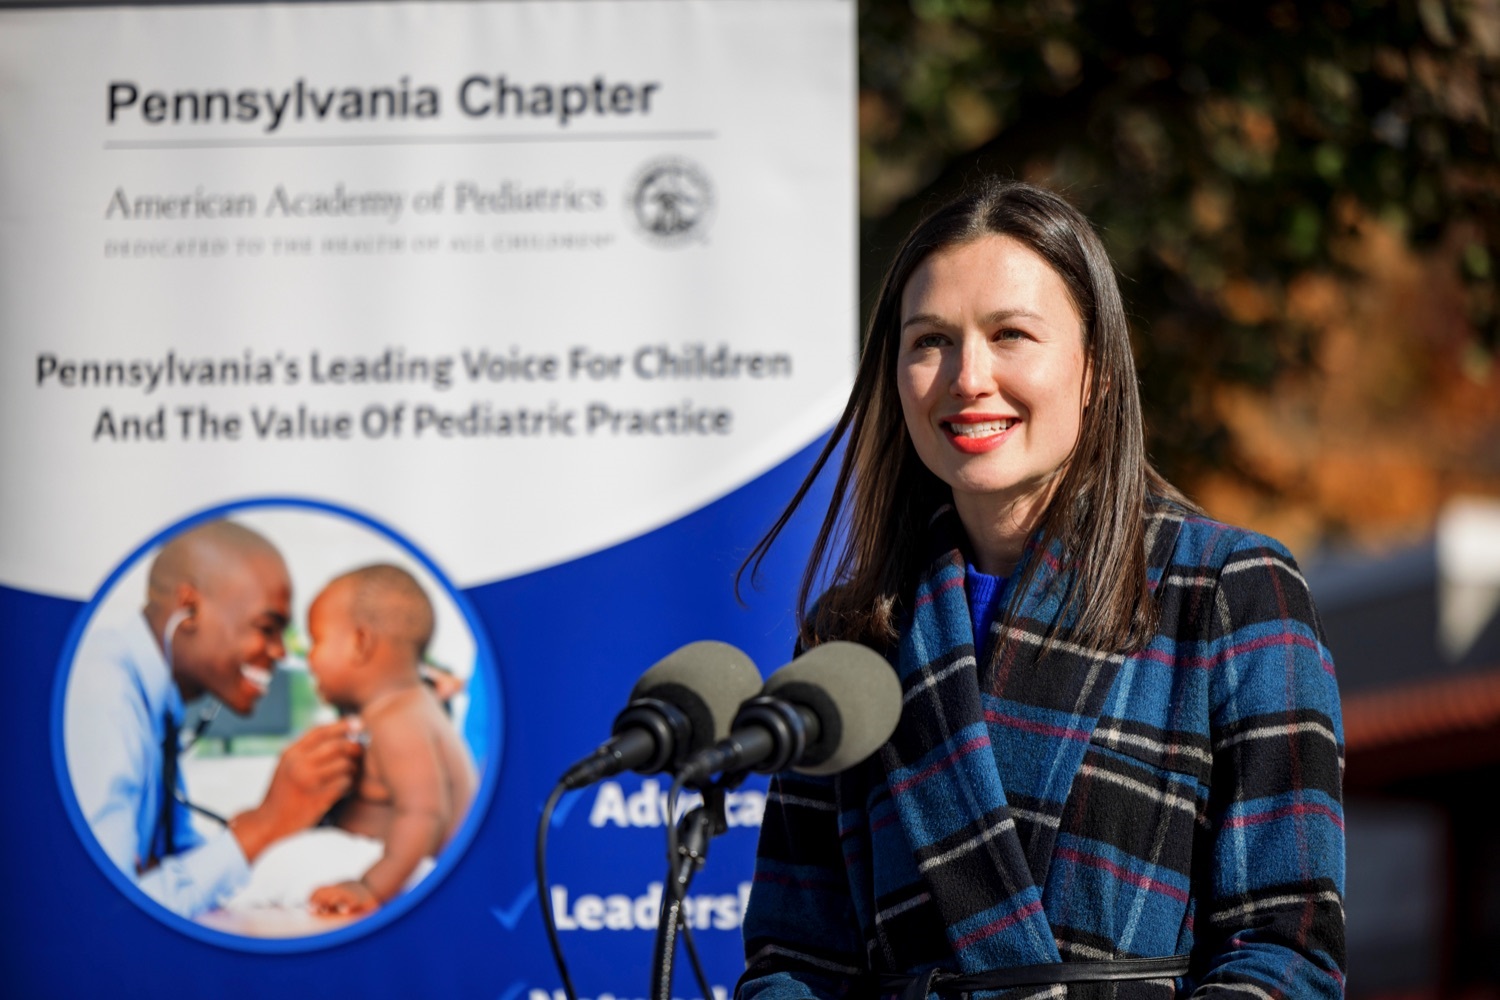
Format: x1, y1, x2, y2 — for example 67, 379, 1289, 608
629, 640, 762, 754
762, 640, 900, 775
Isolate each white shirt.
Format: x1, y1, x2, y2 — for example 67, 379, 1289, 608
63, 612, 250, 917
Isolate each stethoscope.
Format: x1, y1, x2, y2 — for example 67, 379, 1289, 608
161, 607, 229, 825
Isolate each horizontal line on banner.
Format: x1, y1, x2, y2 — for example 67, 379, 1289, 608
103, 130, 718, 151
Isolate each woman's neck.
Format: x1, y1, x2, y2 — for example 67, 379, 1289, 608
952, 490, 1047, 577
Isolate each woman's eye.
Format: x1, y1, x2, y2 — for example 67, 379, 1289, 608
995, 327, 1026, 341
911, 333, 946, 349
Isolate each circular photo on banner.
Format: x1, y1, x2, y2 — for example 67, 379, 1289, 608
52, 500, 500, 951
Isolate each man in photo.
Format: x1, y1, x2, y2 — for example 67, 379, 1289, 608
63, 520, 362, 918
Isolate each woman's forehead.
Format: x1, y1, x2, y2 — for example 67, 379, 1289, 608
900, 235, 1081, 326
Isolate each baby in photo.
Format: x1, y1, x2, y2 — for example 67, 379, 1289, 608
301, 563, 478, 915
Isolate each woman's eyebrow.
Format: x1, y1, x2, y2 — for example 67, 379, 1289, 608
900, 312, 953, 331
979, 307, 1044, 325
901, 307, 1043, 330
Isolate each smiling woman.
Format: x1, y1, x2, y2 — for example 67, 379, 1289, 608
736, 181, 1347, 999
896, 235, 1091, 578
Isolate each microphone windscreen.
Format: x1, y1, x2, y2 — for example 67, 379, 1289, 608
763, 641, 900, 775
630, 640, 762, 754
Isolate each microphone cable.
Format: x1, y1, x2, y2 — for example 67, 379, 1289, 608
670, 769, 716, 1000
665, 775, 688, 909
653, 774, 717, 1000
537, 781, 581, 1000
541, 776, 716, 1000
679, 916, 715, 1000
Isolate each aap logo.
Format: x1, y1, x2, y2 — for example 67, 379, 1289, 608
627, 157, 714, 246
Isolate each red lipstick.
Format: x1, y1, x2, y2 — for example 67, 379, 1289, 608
941, 414, 1018, 454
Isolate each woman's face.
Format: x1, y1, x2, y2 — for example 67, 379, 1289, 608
896, 234, 1089, 529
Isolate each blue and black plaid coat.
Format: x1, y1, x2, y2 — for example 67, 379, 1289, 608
739, 503, 1345, 999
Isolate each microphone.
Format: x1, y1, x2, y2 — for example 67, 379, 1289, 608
559, 640, 762, 790
676, 641, 900, 784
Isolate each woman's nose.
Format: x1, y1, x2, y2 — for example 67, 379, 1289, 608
949, 336, 992, 399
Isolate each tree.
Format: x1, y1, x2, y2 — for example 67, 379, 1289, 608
859, 0, 1500, 550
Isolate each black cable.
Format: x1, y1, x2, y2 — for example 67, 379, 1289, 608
658, 776, 721, 1000
665, 778, 684, 898
653, 893, 685, 1000
667, 775, 716, 1000
537, 782, 581, 1000
653, 777, 688, 1000
679, 917, 715, 1000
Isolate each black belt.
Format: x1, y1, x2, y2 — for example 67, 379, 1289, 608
873, 955, 1191, 1000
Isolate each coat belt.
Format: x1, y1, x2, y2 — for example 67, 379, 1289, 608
871, 954, 1191, 1000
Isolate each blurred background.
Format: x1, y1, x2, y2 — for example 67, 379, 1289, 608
7, 0, 1494, 992
853, 0, 1500, 995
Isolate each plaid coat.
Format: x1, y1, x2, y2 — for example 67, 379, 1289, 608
739, 504, 1345, 999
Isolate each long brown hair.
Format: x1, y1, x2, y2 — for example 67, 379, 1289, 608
741, 180, 1197, 654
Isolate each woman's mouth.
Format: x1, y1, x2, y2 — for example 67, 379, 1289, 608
942, 417, 1017, 453
945, 418, 1014, 438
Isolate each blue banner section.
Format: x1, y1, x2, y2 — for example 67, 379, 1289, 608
2, 432, 835, 998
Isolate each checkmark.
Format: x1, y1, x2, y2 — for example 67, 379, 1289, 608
550, 788, 586, 828
497, 981, 528, 1000
492, 881, 537, 930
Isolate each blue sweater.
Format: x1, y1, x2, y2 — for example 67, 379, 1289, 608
965, 563, 1007, 670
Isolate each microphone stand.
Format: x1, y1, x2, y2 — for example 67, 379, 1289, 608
651, 782, 730, 1000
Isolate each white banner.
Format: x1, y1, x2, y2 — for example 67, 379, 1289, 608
1, 1, 854, 991
0, 0, 856, 598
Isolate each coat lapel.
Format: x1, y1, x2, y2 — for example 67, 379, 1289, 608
983, 505, 1188, 893
879, 507, 1061, 971
878, 504, 1190, 972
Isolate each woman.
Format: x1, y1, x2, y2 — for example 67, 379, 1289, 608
737, 182, 1345, 998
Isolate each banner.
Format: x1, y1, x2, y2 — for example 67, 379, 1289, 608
0, 1, 855, 996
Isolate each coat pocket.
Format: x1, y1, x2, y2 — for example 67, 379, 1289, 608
1040, 724, 1207, 962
